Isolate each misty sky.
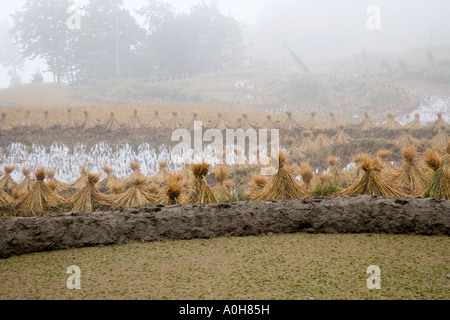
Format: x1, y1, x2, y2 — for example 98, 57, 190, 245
1, 0, 449, 88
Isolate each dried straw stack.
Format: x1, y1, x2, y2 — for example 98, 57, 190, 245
350, 153, 371, 181
305, 112, 318, 130
239, 114, 254, 131
381, 112, 403, 131
427, 112, 446, 132
300, 130, 319, 153
17, 168, 65, 216
376, 149, 399, 179
252, 152, 310, 201
298, 163, 315, 191
430, 124, 448, 149
99, 165, 122, 191
212, 113, 228, 131
314, 127, 333, 148
394, 127, 421, 149
332, 124, 353, 145
104, 112, 122, 132
164, 172, 185, 205
126, 109, 142, 130
68, 166, 89, 191
282, 111, 300, 131
124, 161, 143, 185
18, 167, 35, 193
46, 170, 70, 193
18, 109, 32, 128
341, 158, 403, 197
357, 112, 376, 131
68, 173, 113, 212
187, 160, 218, 204
212, 166, 233, 201
260, 115, 277, 130
422, 149, 450, 200
394, 147, 430, 196
115, 176, 159, 208
284, 137, 305, 159
328, 156, 350, 185
152, 161, 169, 186
63, 107, 77, 129
324, 112, 338, 131
148, 111, 162, 129
406, 113, 424, 131
246, 174, 269, 199
0, 113, 10, 131
39, 110, 52, 130
0, 186, 13, 207
0, 166, 19, 194
80, 111, 97, 131
167, 112, 183, 130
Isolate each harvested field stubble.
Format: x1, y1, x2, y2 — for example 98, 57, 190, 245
0, 233, 448, 300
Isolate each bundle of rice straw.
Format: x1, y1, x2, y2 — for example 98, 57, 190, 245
167, 111, 183, 130
148, 111, 163, 129
341, 158, 403, 197
430, 124, 448, 149
146, 182, 161, 196
239, 114, 254, 131
300, 130, 319, 153
11, 188, 25, 201
0, 166, 19, 194
284, 137, 305, 159
99, 165, 122, 191
324, 112, 338, 131
17, 168, 65, 216
212, 113, 228, 131
427, 112, 446, 132
124, 160, 143, 185
393, 147, 430, 196
109, 182, 125, 196
45, 169, 70, 193
260, 115, 277, 130
18, 167, 35, 193
381, 112, 403, 131
314, 127, 333, 148
18, 109, 32, 127
252, 152, 310, 201
376, 149, 399, 177
305, 112, 318, 130
282, 111, 300, 131
104, 112, 122, 132
0, 187, 13, 207
164, 172, 185, 205
299, 162, 315, 191
80, 111, 97, 131
328, 156, 350, 185
350, 153, 371, 181
356, 112, 376, 131
394, 127, 421, 149
126, 109, 142, 130
115, 175, 159, 208
39, 110, 51, 130
406, 113, 424, 131
232, 148, 251, 171
62, 107, 77, 129
422, 149, 450, 199
152, 161, 169, 186
187, 160, 218, 204
332, 124, 354, 145
212, 166, 233, 200
187, 112, 200, 130
246, 174, 269, 199
0, 113, 10, 130
68, 173, 113, 212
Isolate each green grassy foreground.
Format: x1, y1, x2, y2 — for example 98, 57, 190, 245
0, 233, 449, 300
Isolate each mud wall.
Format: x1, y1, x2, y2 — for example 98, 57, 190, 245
1, 196, 449, 259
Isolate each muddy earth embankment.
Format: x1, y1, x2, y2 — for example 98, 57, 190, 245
1, 196, 449, 259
